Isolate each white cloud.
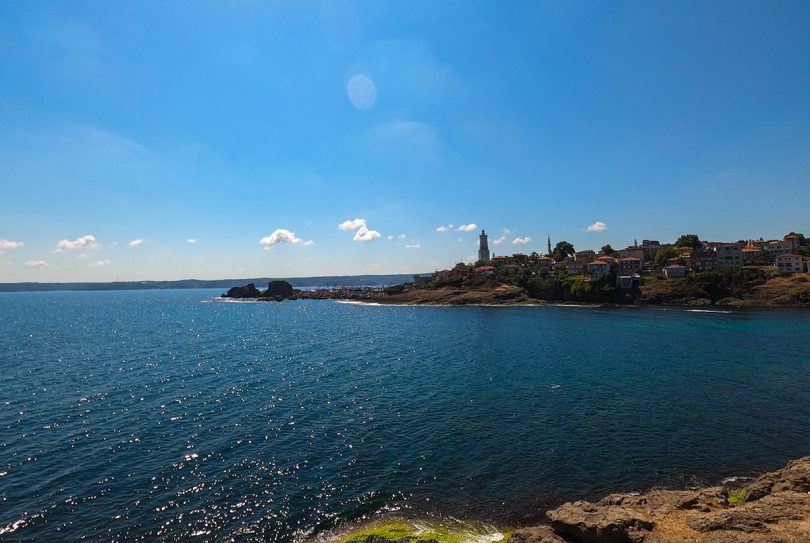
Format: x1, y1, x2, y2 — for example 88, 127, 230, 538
338, 218, 381, 242
90, 259, 111, 267
259, 229, 313, 249
0, 239, 24, 250
503, 228, 513, 234
586, 221, 608, 232
405, 243, 421, 249
25, 260, 48, 269
387, 235, 394, 240
457, 224, 477, 232
492, 236, 507, 245
187, 239, 197, 244
512, 236, 532, 244
338, 218, 368, 231
436, 225, 450, 233
353, 226, 381, 241
398, 234, 406, 240
128, 239, 144, 248
53, 234, 97, 253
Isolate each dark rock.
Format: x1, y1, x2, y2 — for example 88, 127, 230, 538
745, 456, 810, 502
509, 525, 568, 543
546, 500, 654, 543
265, 280, 296, 298
223, 283, 261, 298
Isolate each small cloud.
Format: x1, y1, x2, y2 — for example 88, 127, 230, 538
259, 229, 313, 249
398, 234, 406, 240
503, 228, 513, 235
512, 236, 532, 244
436, 225, 450, 233
53, 234, 98, 253
338, 218, 381, 242
387, 235, 394, 240
90, 259, 111, 267
25, 260, 48, 269
457, 224, 477, 232
77, 254, 88, 260
492, 236, 507, 245
405, 243, 421, 249
353, 226, 381, 241
586, 221, 608, 233
338, 218, 367, 231
187, 239, 197, 244
0, 239, 24, 250
128, 239, 144, 248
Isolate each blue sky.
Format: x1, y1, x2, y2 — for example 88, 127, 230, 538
1, 1, 809, 281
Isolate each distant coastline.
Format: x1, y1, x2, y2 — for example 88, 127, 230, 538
0, 274, 425, 293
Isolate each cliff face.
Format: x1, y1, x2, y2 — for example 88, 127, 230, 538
513, 456, 810, 543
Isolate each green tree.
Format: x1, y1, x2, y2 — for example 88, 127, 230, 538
600, 244, 618, 256
675, 234, 701, 249
654, 247, 679, 269
552, 241, 575, 261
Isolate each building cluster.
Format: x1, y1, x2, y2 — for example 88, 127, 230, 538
433, 231, 809, 287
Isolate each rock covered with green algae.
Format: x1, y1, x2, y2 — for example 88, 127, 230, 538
330, 517, 510, 543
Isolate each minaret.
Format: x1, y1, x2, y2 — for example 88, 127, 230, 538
547, 235, 552, 256
478, 229, 491, 263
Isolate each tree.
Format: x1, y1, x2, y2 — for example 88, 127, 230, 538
675, 234, 701, 249
552, 241, 575, 261
600, 244, 618, 256
654, 247, 679, 269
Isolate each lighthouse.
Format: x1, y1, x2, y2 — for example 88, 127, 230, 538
478, 229, 491, 263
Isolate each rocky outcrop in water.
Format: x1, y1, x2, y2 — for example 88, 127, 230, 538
222, 281, 298, 301
511, 457, 810, 543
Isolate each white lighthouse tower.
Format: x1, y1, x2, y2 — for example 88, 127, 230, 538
478, 229, 491, 263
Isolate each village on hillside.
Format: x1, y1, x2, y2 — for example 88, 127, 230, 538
427, 230, 810, 290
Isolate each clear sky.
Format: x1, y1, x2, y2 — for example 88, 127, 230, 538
1, 1, 809, 282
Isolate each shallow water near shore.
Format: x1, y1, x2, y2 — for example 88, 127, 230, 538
2, 289, 810, 541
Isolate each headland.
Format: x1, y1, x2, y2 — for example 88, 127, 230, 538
327, 456, 810, 543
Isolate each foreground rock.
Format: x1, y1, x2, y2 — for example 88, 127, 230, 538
512, 457, 810, 543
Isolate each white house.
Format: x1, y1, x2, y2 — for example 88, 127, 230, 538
775, 254, 804, 273
663, 265, 687, 279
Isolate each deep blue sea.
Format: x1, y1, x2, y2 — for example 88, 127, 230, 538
2, 289, 810, 542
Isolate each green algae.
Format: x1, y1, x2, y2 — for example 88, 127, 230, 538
333, 517, 511, 543
727, 487, 749, 507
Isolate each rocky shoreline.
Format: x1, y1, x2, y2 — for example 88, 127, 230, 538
222, 279, 810, 308
334, 457, 810, 543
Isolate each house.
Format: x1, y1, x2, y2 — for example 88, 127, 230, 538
689, 248, 716, 272
642, 240, 663, 259
715, 244, 743, 267
616, 272, 641, 289
566, 260, 585, 275
663, 265, 687, 279
574, 250, 596, 263
536, 256, 555, 271
765, 240, 795, 261
775, 254, 804, 274
742, 246, 763, 263
474, 265, 497, 276
587, 260, 611, 280
784, 234, 801, 250
619, 257, 642, 272
512, 253, 529, 264
619, 246, 645, 261
595, 255, 617, 265
805, 258, 810, 273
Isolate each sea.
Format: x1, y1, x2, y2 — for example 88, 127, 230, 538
2, 289, 810, 542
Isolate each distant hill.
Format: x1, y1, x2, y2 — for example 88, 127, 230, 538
0, 274, 425, 293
